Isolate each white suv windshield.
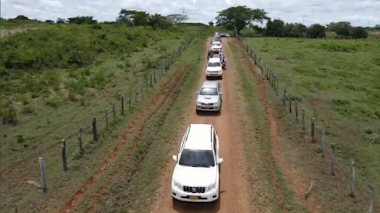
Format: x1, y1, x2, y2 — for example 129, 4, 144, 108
213, 43, 221, 47
199, 87, 218, 95
208, 62, 221, 67
179, 149, 215, 167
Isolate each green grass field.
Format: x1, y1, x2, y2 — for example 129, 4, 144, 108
244, 37, 380, 203
0, 22, 208, 212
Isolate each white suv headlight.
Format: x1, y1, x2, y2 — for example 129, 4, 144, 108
196, 101, 202, 105
173, 180, 182, 188
207, 182, 217, 190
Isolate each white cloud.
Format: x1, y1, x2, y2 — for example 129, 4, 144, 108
1, 0, 379, 27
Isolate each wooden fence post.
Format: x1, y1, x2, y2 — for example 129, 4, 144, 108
128, 97, 131, 110
150, 72, 153, 87
121, 96, 125, 116
349, 160, 355, 197
289, 99, 292, 113
321, 129, 325, 157
282, 88, 286, 106
368, 185, 375, 213
135, 89, 138, 103
14, 201, 18, 213
92, 118, 98, 142
105, 107, 109, 130
141, 85, 144, 99
38, 157, 47, 193
62, 139, 68, 171
78, 128, 84, 154
330, 143, 336, 176
302, 108, 306, 131
276, 78, 279, 95
295, 100, 298, 120
112, 103, 116, 123
311, 118, 315, 142
153, 69, 157, 84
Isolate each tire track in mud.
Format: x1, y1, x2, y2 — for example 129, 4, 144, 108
57, 62, 191, 213
83, 64, 192, 213
235, 40, 322, 213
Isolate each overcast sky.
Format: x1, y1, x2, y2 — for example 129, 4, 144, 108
1, 0, 380, 27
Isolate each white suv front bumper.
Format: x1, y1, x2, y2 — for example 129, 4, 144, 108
196, 103, 221, 111
206, 70, 222, 77
172, 185, 219, 202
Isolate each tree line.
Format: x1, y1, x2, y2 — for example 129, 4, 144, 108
2, 10, 200, 30
215, 6, 375, 39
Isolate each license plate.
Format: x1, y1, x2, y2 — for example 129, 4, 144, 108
189, 196, 198, 200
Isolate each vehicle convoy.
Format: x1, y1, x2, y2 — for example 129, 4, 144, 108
171, 124, 223, 202
196, 81, 222, 113
205, 57, 223, 79
210, 41, 222, 53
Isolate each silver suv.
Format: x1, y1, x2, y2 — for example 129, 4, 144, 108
196, 81, 222, 113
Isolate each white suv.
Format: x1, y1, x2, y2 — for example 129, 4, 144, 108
210, 41, 222, 53
196, 81, 222, 113
171, 124, 223, 202
205, 57, 223, 79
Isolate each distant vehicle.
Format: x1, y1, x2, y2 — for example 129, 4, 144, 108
195, 81, 222, 113
225, 33, 231, 37
210, 41, 222, 53
171, 124, 223, 202
220, 32, 227, 37
205, 57, 223, 79
211, 37, 222, 44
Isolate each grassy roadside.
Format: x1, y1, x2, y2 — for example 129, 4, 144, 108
0, 33, 202, 213
72, 34, 206, 213
1, 32, 188, 170
243, 37, 380, 195
228, 40, 308, 212
238, 37, 368, 212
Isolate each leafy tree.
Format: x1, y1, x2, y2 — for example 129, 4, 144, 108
56, 18, 66, 23
265, 19, 284, 37
68, 16, 97, 24
117, 9, 149, 26
133, 11, 149, 26
208, 21, 214, 27
148, 14, 172, 29
282, 23, 307, 37
351, 27, 368, 39
307, 24, 326, 38
14, 15, 29, 20
215, 6, 268, 35
327, 21, 352, 37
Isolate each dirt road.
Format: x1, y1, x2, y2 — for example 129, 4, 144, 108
151, 38, 252, 213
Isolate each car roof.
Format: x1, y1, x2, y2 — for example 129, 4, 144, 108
184, 124, 213, 150
208, 58, 221, 63
201, 81, 219, 88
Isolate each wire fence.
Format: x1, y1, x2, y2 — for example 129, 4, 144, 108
236, 35, 377, 212
25, 34, 197, 203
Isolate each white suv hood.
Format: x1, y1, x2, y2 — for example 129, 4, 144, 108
173, 165, 217, 186
197, 95, 219, 104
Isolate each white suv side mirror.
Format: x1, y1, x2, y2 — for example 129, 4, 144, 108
217, 158, 223, 164
172, 155, 178, 162
196, 91, 198, 94
219, 92, 223, 95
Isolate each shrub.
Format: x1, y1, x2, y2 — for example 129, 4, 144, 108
45, 97, 60, 108
1, 105, 19, 125
21, 104, 36, 115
